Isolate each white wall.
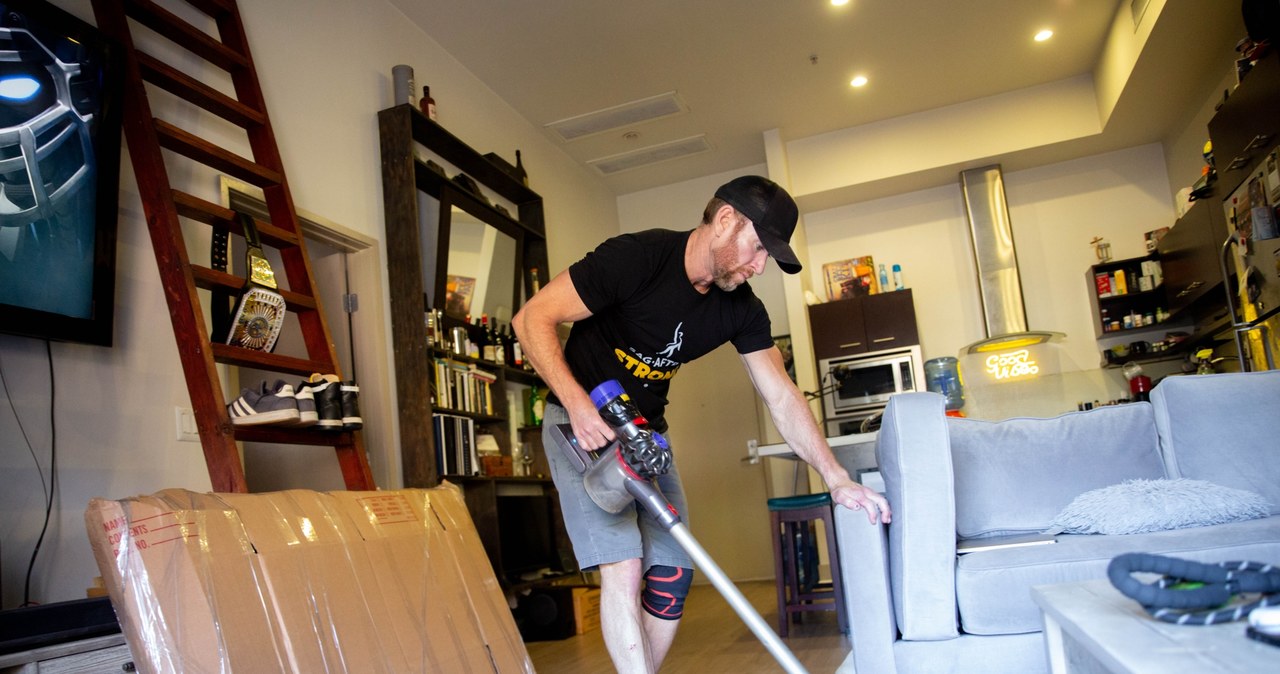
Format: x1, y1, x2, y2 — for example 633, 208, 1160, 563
0, 0, 619, 609
805, 144, 1175, 377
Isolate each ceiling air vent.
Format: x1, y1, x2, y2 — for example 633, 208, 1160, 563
546, 92, 686, 141
587, 135, 711, 175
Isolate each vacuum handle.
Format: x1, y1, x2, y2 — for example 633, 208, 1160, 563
549, 423, 613, 474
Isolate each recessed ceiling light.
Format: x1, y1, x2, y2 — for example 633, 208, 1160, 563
850, 75, 868, 88
831, 0, 850, 6
1034, 29, 1053, 42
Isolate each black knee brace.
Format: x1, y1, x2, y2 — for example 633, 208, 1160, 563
641, 565, 694, 620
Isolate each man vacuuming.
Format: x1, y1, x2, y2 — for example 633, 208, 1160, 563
511, 175, 891, 673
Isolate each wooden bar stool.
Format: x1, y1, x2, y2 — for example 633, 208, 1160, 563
768, 492, 848, 636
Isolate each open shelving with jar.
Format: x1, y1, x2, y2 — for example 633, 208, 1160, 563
1086, 253, 1198, 368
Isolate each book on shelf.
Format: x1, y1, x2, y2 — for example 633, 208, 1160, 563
432, 413, 477, 477
431, 356, 496, 416
956, 532, 1057, 554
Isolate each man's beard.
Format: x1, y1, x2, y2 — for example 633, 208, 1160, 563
712, 245, 748, 291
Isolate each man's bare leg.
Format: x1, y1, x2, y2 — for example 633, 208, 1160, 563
642, 612, 681, 669
599, 559, 653, 673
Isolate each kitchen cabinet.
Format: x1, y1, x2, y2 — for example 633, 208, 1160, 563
809, 289, 918, 361
1157, 199, 1228, 318
1209, 53, 1280, 180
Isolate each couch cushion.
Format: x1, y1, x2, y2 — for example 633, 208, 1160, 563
1151, 371, 1280, 514
949, 404, 1166, 539
1049, 478, 1271, 534
955, 516, 1280, 635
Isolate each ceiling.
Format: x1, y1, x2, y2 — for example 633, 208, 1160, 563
391, 0, 1243, 197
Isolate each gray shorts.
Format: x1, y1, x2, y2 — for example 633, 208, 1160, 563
542, 402, 693, 572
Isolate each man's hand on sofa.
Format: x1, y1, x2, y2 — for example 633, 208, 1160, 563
832, 480, 892, 524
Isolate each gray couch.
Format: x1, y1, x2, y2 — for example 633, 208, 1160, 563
834, 370, 1280, 674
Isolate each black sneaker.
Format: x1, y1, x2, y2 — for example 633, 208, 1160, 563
340, 381, 363, 430
227, 380, 300, 426
301, 373, 342, 431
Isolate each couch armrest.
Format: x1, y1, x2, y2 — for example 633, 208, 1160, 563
835, 506, 897, 674
876, 392, 959, 640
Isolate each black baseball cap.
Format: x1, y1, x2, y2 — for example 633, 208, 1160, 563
714, 175, 802, 274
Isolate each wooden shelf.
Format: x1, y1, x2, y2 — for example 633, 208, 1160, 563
379, 103, 548, 489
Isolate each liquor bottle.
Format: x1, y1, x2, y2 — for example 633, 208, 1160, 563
419, 85, 437, 121
480, 315, 495, 362
500, 323, 514, 367
468, 317, 481, 359
529, 267, 541, 295
515, 149, 528, 186
512, 329, 525, 368
528, 386, 544, 426
493, 321, 505, 364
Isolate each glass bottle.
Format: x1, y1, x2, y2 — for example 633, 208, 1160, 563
419, 85, 437, 121
480, 315, 495, 362
515, 149, 528, 186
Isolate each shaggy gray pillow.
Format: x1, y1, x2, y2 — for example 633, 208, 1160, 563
1048, 478, 1271, 535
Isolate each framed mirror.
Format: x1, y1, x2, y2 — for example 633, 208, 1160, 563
420, 185, 524, 326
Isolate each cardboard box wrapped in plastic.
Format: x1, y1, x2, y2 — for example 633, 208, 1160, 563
84, 483, 533, 673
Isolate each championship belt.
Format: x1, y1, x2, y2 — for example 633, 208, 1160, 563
210, 224, 233, 340
225, 212, 286, 351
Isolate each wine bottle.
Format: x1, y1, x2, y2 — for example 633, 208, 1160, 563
515, 149, 528, 186
493, 321, 505, 364
468, 317, 481, 359
419, 85, 437, 121
480, 315, 495, 362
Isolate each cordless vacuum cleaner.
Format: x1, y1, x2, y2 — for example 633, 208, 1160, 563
549, 380, 808, 674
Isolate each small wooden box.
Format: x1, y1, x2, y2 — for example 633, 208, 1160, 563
480, 454, 512, 476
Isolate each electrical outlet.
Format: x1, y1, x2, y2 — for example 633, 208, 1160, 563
175, 407, 199, 443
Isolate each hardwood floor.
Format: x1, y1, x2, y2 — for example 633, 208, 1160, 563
525, 580, 849, 673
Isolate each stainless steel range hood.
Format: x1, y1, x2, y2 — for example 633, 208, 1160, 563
959, 165, 1062, 353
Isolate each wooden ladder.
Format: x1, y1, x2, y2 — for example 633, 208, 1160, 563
90, 0, 375, 492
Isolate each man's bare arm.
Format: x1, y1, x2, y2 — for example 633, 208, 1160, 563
511, 270, 616, 450
740, 347, 891, 524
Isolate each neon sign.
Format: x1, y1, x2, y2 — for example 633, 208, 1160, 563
985, 349, 1040, 381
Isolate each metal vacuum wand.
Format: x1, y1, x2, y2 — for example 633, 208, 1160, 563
549, 380, 808, 674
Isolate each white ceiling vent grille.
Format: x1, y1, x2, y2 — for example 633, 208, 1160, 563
587, 135, 711, 175
546, 92, 686, 141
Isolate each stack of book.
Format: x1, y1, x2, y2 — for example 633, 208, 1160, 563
432, 357, 497, 415
433, 414, 478, 476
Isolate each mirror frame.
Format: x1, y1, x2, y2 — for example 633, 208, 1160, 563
432, 186, 525, 321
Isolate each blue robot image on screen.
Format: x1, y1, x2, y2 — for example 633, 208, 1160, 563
0, 5, 100, 320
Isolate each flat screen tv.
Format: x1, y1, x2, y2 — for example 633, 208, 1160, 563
0, 0, 122, 346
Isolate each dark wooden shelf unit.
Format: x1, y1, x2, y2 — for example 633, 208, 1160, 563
379, 104, 548, 487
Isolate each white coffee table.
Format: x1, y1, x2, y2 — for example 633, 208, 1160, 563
1032, 579, 1280, 673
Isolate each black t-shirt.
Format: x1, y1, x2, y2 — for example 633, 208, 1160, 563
553, 228, 774, 432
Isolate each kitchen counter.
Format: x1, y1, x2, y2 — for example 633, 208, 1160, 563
755, 431, 879, 487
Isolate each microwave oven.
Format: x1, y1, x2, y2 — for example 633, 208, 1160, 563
820, 345, 923, 421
